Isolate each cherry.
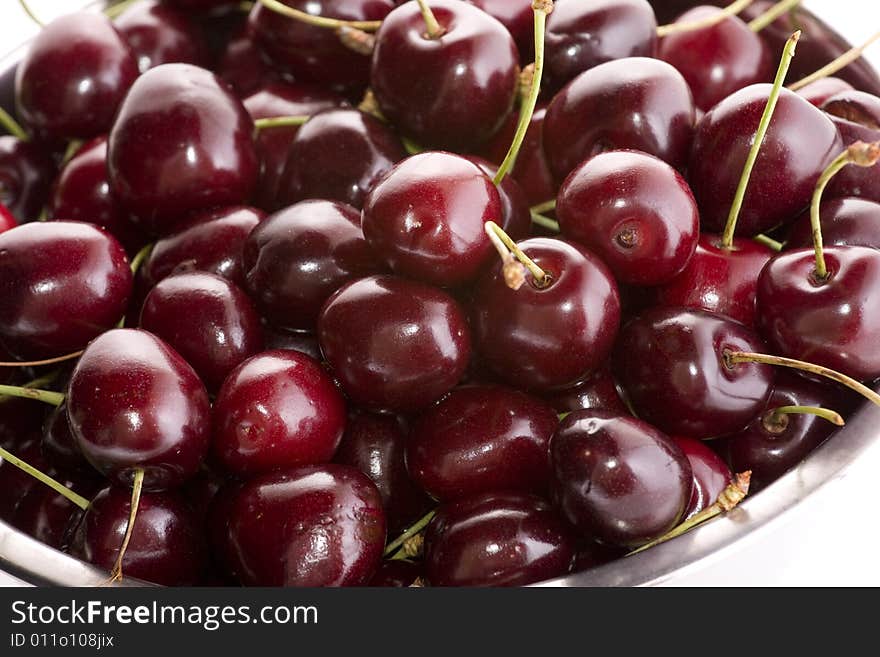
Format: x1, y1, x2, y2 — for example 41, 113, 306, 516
672, 436, 732, 520
653, 234, 774, 327
544, 0, 658, 93
276, 108, 406, 210
796, 77, 854, 107
219, 464, 386, 586
242, 82, 343, 209
333, 410, 432, 533
556, 149, 699, 286
143, 205, 265, 289
67, 485, 207, 586
369, 559, 423, 587
424, 491, 576, 587
689, 85, 842, 236
370, 0, 520, 150
0, 221, 132, 360
407, 384, 558, 501
542, 365, 629, 416
551, 410, 692, 547
41, 402, 92, 476
250, 0, 395, 96
471, 237, 621, 391
108, 63, 259, 236
261, 325, 322, 361
543, 57, 695, 182
15, 12, 138, 141
822, 91, 880, 204
67, 328, 211, 490
0, 439, 49, 521
0, 136, 56, 223
613, 307, 773, 439
658, 6, 772, 112
785, 198, 880, 250
466, 156, 532, 241
114, 0, 209, 73
362, 152, 502, 287
211, 350, 347, 475
318, 275, 471, 412
244, 199, 385, 332
0, 203, 16, 234
13, 472, 100, 550
0, 396, 48, 451
469, 0, 534, 61
216, 26, 281, 97
139, 271, 264, 393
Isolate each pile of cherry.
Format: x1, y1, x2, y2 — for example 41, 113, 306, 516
1, 0, 880, 588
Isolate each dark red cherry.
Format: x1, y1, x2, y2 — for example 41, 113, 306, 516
221, 464, 386, 586
371, 0, 519, 150
466, 156, 531, 241
114, 0, 209, 72
261, 325, 322, 361
658, 7, 772, 112
369, 559, 423, 587
471, 238, 621, 391
13, 473, 100, 550
333, 410, 432, 533
544, 0, 658, 93
407, 384, 558, 502
613, 307, 773, 439
108, 63, 259, 235
68, 485, 207, 586
67, 329, 211, 490
544, 57, 695, 182
212, 350, 347, 475
756, 246, 880, 382
0, 136, 56, 223
318, 275, 472, 412
244, 200, 385, 332
41, 402, 92, 475
786, 198, 880, 250
48, 136, 146, 254
0, 439, 48, 521
823, 91, 880, 204
139, 271, 264, 392
276, 108, 406, 211
0, 396, 47, 451
469, 0, 534, 60
216, 26, 280, 97
689, 85, 842, 236
653, 234, 774, 327
796, 77, 854, 107
250, 0, 395, 95
672, 436, 732, 520
15, 12, 138, 140
143, 205, 265, 289
551, 410, 692, 547
0, 204, 16, 235
243, 83, 343, 209
557, 150, 699, 286
362, 152, 501, 286
542, 366, 629, 416
424, 491, 576, 587
0, 222, 132, 360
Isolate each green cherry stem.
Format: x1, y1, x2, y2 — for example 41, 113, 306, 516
0, 351, 83, 368
253, 115, 311, 131
0, 106, 28, 141
109, 468, 145, 583
720, 30, 800, 249
531, 211, 560, 232
753, 233, 783, 252
415, 0, 446, 39
257, 0, 383, 32
656, 0, 754, 38
383, 509, 436, 558
0, 446, 90, 510
0, 384, 64, 406
764, 405, 845, 433
530, 199, 556, 215
129, 242, 154, 275
493, 0, 554, 187
485, 220, 549, 289
17, 0, 44, 27
789, 31, 880, 92
747, 0, 801, 32
104, 0, 140, 19
810, 140, 880, 280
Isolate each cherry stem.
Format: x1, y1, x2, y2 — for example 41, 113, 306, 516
337, 25, 376, 56
61, 140, 83, 166
401, 136, 424, 156
628, 471, 751, 556
531, 211, 560, 232
0, 446, 90, 510
720, 31, 800, 249
485, 221, 549, 289
725, 350, 880, 408
0, 106, 28, 142
766, 405, 845, 430
415, 0, 445, 39
0, 370, 59, 406
129, 242, 154, 275
0, 384, 64, 407
253, 115, 311, 132
257, 0, 383, 32
17, 0, 43, 27
104, 0, 140, 19
109, 468, 144, 584
789, 31, 880, 92
530, 199, 556, 215
753, 233, 783, 252
493, 0, 554, 187
810, 141, 880, 280
747, 0, 801, 32
0, 350, 83, 369
656, 0, 754, 38
383, 509, 436, 557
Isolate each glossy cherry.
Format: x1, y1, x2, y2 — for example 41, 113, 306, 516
672, 436, 732, 520
466, 156, 531, 241
407, 384, 558, 501
0, 221, 132, 360
557, 150, 699, 286
470, 0, 534, 60
0, 396, 48, 451
371, 0, 519, 150
276, 108, 406, 211
211, 350, 347, 475
613, 307, 773, 439
261, 326, 322, 361
216, 26, 280, 97
551, 410, 692, 547
0, 439, 49, 521
471, 238, 621, 391
786, 198, 880, 250
114, 0, 209, 72
318, 275, 472, 412
823, 91, 880, 204
219, 464, 386, 586
41, 403, 92, 476
13, 472, 99, 550
108, 63, 259, 235
0, 203, 16, 234
139, 271, 264, 392
796, 77, 854, 107
67, 329, 211, 490
425, 491, 576, 587
0, 136, 56, 223
542, 366, 629, 416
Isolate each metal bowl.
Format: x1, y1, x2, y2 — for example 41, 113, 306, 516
1, 0, 879, 587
